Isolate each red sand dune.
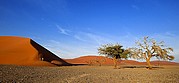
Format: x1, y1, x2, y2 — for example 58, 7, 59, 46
64, 55, 179, 66
65, 56, 111, 65
64, 55, 143, 65
0, 36, 70, 66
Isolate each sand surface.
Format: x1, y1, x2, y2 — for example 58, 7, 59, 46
1, 65, 179, 83
0, 36, 69, 66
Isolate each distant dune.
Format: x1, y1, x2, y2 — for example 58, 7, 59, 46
64, 55, 179, 66
64, 55, 143, 65
0, 36, 70, 66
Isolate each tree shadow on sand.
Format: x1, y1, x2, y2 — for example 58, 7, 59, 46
120, 65, 164, 69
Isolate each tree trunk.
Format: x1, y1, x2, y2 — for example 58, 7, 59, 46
113, 57, 117, 69
146, 58, 152, 69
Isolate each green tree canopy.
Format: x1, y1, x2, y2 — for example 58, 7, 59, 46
98, 44, 130, 68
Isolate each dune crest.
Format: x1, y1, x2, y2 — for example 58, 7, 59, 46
0, 36, 70, 66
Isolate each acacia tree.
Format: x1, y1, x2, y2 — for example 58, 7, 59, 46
129, 36, 174, 69
98, 44, 130, 68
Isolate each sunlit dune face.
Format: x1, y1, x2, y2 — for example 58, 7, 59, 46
0, 36, 69, 66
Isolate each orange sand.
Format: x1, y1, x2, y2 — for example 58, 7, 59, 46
0, 36, 69, 66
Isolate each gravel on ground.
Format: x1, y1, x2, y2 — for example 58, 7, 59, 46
0, 65, 179, 83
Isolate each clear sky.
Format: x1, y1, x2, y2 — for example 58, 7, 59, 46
0, 0, 179, 62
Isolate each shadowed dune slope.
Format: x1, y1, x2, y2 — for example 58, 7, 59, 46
64, 55, 179, 66
0, 36, 70, 66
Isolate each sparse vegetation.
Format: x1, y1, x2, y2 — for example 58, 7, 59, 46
128, 36, 174, 69
98, 44, 130, 68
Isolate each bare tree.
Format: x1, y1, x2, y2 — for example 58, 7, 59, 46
129, 36, 174, 69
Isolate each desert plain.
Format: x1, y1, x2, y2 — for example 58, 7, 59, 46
1, 65, 179, 83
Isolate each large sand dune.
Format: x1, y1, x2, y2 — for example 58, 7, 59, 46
0, 36, 70, 66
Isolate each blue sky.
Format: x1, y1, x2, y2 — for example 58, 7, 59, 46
0, 0, 179, 62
